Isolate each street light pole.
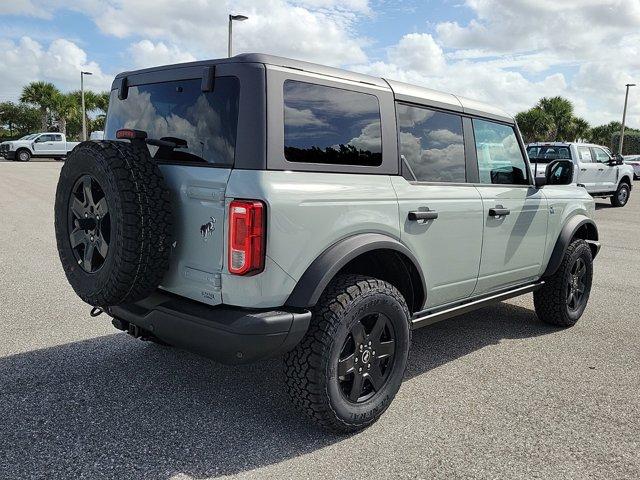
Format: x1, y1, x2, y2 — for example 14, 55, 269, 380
619, 83, 636, 155
81, 71, 93, 141
228, 14, 248, 57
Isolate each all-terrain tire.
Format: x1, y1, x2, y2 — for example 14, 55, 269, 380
534, 239, 593, 327
611, 181, 630, 207
54, 141, 173, 306
283, 274, 411, 433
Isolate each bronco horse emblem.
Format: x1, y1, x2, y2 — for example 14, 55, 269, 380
200, 217, 216, 241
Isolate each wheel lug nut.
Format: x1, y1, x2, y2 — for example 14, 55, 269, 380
368, 341, 371, 346
367, 364, 371, 369
85, 213, 88, 217
359, 345, 363, 351
355, 357, 358, 363
372, 351, 376, 355
358, 367, 362, 373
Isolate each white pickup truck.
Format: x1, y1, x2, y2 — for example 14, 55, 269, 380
527, 142, 634, 207
0, 132, 79, 161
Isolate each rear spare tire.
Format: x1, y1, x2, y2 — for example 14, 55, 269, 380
54, 141, 173, 306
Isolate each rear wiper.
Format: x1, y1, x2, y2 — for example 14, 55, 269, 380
116, 129, 188, 149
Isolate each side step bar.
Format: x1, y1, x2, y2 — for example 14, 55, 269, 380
411, 281, 545, 330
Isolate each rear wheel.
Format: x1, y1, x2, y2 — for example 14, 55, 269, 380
284, 274, 411, 433
534, 239, 593, 327
611, 181, 630, 207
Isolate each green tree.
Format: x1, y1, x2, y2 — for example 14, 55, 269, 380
515, 108, 554, 143
588, 122, 624, 148
20, 81, 60, 131
568, 117, 591, 142
52, 92, 78, 136
536, 96, 574, 141
0, 101, 40, 138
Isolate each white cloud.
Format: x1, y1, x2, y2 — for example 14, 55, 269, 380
387, 33, 445, 74
0, 37, 112, 101
128, 40, 196, 69
85, 0, 368, 66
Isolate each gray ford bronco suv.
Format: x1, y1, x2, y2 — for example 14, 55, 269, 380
54, 54, 600, 432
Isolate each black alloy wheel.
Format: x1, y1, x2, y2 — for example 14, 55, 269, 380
68, 174, 111, 273
337, 312, 396, 403
566, 256, 587, 312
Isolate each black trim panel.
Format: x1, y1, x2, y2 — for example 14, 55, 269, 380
411, 281, 544, 329
285, 233, 426, 308
543, 215, 599, 277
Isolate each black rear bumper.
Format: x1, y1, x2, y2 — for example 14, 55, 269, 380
108, 292, 312, 365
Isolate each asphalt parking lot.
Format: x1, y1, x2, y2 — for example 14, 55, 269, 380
0, 161, 638, 480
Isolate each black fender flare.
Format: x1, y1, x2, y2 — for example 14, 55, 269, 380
543, 215, 599, 278
285, 233, 426, 309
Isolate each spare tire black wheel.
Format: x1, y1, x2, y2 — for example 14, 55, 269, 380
54, 141, 174, 306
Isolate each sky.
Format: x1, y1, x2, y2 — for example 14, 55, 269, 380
0, 0, 639, 127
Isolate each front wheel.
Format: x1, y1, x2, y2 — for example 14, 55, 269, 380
611, 182, 630, 207
17, 149, 31, 162
284, 274, 411, 433
534, 239, 593, 327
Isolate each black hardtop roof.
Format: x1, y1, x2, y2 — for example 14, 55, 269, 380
113, 53, 388, 88
111, 53, 513, 122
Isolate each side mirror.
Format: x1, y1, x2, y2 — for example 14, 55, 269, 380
535, 176, 546, 188
545, 159, 574, 186
610, 153, 624, 165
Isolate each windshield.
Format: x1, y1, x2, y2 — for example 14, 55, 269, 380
105, 77, 240, 165
19, 134, 36, 140
527, 145, 572, 163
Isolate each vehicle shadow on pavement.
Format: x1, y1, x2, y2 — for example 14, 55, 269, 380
0, 303, 554, 479
595, 202, 615, 210
406, 302, 557, 380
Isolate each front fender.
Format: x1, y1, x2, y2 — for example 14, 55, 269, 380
285, 233, 426, 309
543, 214, 599, 277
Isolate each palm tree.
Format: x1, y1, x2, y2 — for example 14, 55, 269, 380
568, 117, 591, 142
94, 92, 110, 115
52, 92, 78, 136
515, 108, 555, 143
536, 96, 574, 141
20, 81, 60, 131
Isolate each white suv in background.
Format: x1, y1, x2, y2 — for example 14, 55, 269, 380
527, 142, 634, 207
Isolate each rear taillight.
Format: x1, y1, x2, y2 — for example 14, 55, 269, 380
228, 200, 265, 276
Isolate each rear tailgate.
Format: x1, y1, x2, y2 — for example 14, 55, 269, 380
159, 165, 230, 306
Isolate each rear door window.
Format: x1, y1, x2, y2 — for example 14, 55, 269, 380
527, 145, 571, 163
283, 80, 382, 166
105, 77, 240, 166
473, 119, 529, 185
396, 104, 466, 182
577, 147, 593, 163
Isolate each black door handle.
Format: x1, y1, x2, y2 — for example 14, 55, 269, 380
489, 207, 510, 217
598, 168, 604, 171
580, 168, 587, 171
408, 210, 438, 221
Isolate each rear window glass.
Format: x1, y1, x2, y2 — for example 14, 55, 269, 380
105, 77, 239, 165
283, 80, 382, 166
527, 145, 572, 162
397, 104, 466, 183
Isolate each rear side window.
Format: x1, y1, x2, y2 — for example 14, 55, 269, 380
527, 145, 571, 163
105, 77, 239, 166
397, 104, 466, 182
577, 147, 593, 162
283, 80, 382, 166
473, 119, 528, 185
